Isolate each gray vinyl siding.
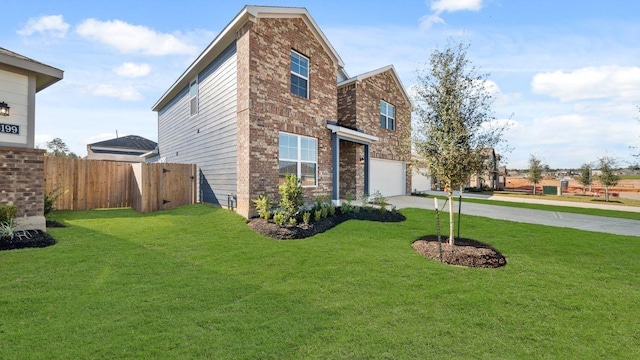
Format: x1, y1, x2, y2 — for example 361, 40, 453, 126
157, 42, 237, 205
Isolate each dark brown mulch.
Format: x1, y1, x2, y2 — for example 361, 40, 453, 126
412, 235, 507, 268
1, 230, 57, 251
248, 208, 406, 240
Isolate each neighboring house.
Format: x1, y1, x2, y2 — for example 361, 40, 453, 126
87, 135, 157, 163
152, 6, 411, 217
468, 148, 505, 190
0, 47, 63, 230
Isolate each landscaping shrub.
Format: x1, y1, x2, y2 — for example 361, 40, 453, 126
44, 186, 68, 216
252, 194, 272, 220
279, 174, 303, 219
0, 204, 17, 224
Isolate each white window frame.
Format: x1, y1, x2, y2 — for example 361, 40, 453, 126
380, 100, 395, 130
278, 132, 318, 187
290, 50, 309, 99
189, 78, 198, 116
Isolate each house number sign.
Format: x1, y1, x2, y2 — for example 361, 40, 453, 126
0, 123, 19, 135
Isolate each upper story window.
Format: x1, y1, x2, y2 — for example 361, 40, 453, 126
189, 78, 198, 116
380, 100, 395, 130
290, 50, 309, 99
279, 132, 317, 187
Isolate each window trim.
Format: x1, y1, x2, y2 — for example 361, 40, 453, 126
380, 99, 395, 130
290, 50, 309, 99
278, 132, 318, 188
189, 77, 198, 117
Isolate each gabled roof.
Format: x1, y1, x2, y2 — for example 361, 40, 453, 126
152, 5, 345, 112
88, 135, 157, 151
0, 47, 64, 92
337, 65, 411, 104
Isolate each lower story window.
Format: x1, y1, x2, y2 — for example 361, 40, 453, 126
279, 132, 317, 186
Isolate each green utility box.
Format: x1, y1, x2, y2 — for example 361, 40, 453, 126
543, 186, 557, 195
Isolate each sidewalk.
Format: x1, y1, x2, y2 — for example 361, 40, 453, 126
386, 194, 640, 237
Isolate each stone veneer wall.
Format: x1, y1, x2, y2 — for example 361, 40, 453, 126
235, 17, 338, 217
0, 146, 46, 230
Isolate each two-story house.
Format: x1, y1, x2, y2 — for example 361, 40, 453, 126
152, 6, 411, 217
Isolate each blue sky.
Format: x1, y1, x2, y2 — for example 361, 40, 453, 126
3, 0, 640, 168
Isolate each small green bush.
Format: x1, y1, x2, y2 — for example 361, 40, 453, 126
288, 217, 298, 226
302, 211, 311, 225
273, 211, 287, 227
321, 206, 329, 219
314, 209, 322, 222
0, 204, 17, 224
252, 194, 272, 220
0, 219, 19, 239
44, 186, 68, 216
329, 204, 336, 216
371, 191, 388, 212
279, 174, 303, 219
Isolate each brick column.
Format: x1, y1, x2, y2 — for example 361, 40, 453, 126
0, 146, 46, 231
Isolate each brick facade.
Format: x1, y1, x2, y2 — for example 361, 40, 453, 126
236, 17, 337, 217
337, 69, 412, 195
0, 146, 46, 230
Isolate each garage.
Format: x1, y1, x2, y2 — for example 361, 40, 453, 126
369, 158, 406, 197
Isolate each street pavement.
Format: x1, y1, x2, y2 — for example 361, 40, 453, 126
386, 194, 640, 237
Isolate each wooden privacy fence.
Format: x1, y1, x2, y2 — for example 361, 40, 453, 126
44, 157, 196, 213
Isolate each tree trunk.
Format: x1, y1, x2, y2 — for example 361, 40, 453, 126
532, 184, 536, 195
448, 191, 455, 245
605, 187, 609, 202
582, 186, 586, 195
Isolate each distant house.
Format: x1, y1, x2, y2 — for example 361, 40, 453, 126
152, 6, 411, 217
0, 47, 63, 230
86, 135, 157, 163
468, 148, 505, 190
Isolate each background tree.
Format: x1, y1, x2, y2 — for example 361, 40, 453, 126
413, 42, 508, 245
578, 163, 593, 195
46, 138, 78, 158
597, 156, 620, 202
528, 155, 545, 195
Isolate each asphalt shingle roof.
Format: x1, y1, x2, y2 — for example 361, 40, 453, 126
89, 135, 157, 151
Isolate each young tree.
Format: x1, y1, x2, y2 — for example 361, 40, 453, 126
46, 138, 78, 158
578, 163, 593, 195
528, 155, 544, 195
413, 42, 508, 245
597, 156, 620, 202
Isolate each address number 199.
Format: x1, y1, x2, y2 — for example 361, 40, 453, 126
0, 123, 20, 134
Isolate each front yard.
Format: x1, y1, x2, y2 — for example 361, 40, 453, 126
1, 204, 638, 359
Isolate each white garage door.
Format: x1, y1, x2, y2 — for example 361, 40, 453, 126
370, 158, 406, 197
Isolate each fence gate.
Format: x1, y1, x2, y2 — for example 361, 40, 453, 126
131, 163, 197, 213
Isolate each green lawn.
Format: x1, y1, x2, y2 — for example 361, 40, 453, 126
1, 205, 638, 359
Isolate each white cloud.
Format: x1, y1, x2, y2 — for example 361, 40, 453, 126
88, 84, 143, 101
531, 66, 640, 102
421, 0, 483, 29
431, 0, 483, 13
17, 15, 70, 38
76, 19, 197, 55
114, 62, 151, 78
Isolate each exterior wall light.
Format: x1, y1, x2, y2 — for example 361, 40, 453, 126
0, 102, 9, 116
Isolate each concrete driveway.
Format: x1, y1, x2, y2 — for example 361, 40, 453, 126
387, 195, 640, 237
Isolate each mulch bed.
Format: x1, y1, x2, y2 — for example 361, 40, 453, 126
248, 208, 406, 240
412, 235, 507, 268
1, 230, 57, 251
0, 220, 63, 251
